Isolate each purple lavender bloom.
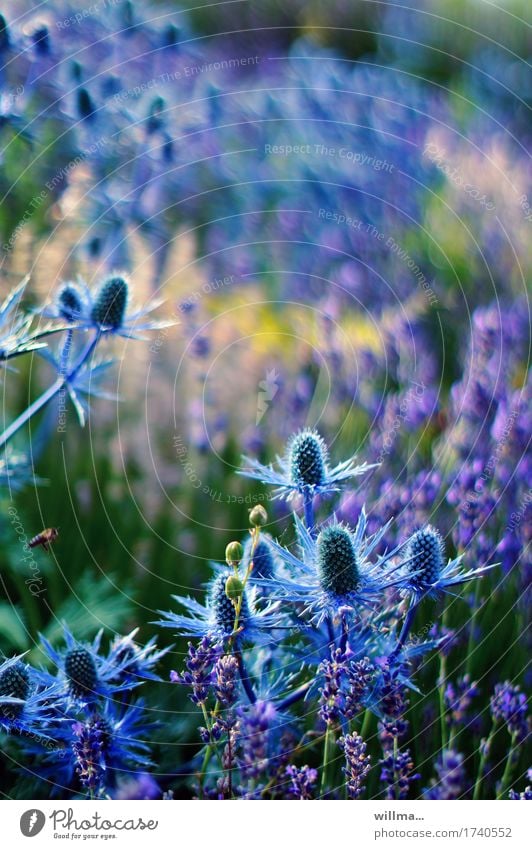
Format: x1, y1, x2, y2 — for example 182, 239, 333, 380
284, 764, 318, 800
318, 649, 344, 726
214, 654, 239, 707
237, 700, 278, 788
114, 773, 162, 800
338, 733, 371, 799
491, 682, 529, 741
380, 748, 419, 800
377, 660, 411, 747
72, 716, 107, 796
424, 750, 466, 799
170, 637, 219, 706
509, 784, 532, 800
444, 675, 480, 730
44, 699, 154, 795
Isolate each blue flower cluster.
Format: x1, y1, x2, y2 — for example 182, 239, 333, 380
153, 429, 527, 800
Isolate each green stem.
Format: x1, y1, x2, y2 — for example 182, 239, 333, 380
198, 525, 262, 792
497, 732, 519, 800
360, 708, 373, 741
0, 331, 100, 448
320, 724, 336, 798
473, 720, 498, 801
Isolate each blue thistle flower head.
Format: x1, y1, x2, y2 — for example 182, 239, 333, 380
91, 275, 129, 329
29, 698, 154, 795
40, 275, 175, 340
39, 626, 146, 702
407, 526, 444, 587
57, 284, 84, 322
64, 647, 98, 699
0, 659, 30, 718
402, 524, 497, 599
243, 534, 277, 581
156, 572, 284, 645
317, 524, 361, 596
264, 510, 411, 625
289, 429, 328, 488
239, 429, 377, 500
210, 574, 249, 633
107, 629, 171, 684
0, 654, 64, 737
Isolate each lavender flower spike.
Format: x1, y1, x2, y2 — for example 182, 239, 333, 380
339, 733, 371, 799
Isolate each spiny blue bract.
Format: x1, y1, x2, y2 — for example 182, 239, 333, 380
289, 429, 327, 488
64, 648, 98, 697
57, 285, 83, 322
91, 276, 128, 329
407, 526, 444, 586
317, 525, 360, 596
210, 574, 248, 632
0, 662, 30, 717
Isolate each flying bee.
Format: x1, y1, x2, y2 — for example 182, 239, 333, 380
29, 527, 59, 552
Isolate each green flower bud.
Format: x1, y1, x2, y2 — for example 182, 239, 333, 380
225, 541, 243, 566
225, 574, 244, 602
249, 505, 268, 527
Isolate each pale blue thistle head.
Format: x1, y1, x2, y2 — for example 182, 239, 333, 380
289, 429, 328, 488
317, 524, 361, 596
57, 284, 84, 322
91, 275, 129, 329
406, 526, 444, 587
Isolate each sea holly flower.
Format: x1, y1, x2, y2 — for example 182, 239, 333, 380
239, 428, 377, 501
0, 449, 38, 490
156, 573, 284, 644
0, 655, 63, 737
35, 698, 154, 794
39, 626, 145, 702
242, 534, 278, 581
265, 510, 410, 624
40, 274, 175, 340
403, 525, 496, 600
